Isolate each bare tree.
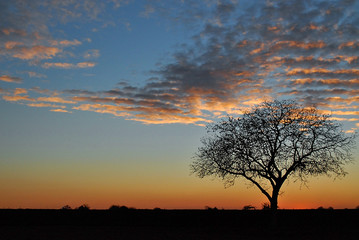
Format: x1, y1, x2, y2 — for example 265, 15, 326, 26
191, 100, 357, 210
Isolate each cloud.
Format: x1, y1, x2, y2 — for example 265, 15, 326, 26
37, 97, 76, 104
1, 0, 358, 127
27, 103, 66, 108
4, 41, 23, 49
51, 39, 81, 46
286, 68, 359, 78
42, 62, 96, 68
47, 0, 355, 126
0, 75, 22, 83
50, 109, 70, 113
11, 45, 61, 60
14, 88, 27, 95
83, 49, 100, 59
76, 62, 96, 68
0, 0, 107, 67
72, 103, 212, 126
42, 62, 73, 69
3, 95, 35, 102
27, 71, 46, 78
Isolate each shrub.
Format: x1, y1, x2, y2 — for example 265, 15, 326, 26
61, 205, 72, 210
205, 206, 218, 211
242, 205, 256, 210
109, 205, 129, 211
261, 203, 270, 210
77, 204, 90, 211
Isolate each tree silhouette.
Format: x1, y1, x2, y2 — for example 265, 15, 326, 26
191, 100, 356, 210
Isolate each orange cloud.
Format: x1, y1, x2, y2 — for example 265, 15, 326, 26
0, 75, 22, 83
338, 41, 358, 49
4, 41, 24, 49
42, 62, 73, 68
73, 102, 212, 125
237, 40, 248, 48
12, 45, 61, 60
2, 28, 26, 36
76, 62, 96, 68
73, 104, 131, 117
286, 68, 359, 76
27, 103, 66, 108
267, 25, 280, 32
337, 56, 359, 64
131, 115, 212, 126
308, 23, 320, 30
274, 40, 326, 50
50, 109, 70, 113
322, 110, 359, 116
330, 117, 359, 122
325, 96, 359, 104
290, 78, 359, 86
14, 88, 27, 95
3, 95, 35, 102
37, 97, 76, 104
250, 43, 265, 55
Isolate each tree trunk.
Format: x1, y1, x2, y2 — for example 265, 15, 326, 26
270, 188, 279, 211
270, 198, 278, 210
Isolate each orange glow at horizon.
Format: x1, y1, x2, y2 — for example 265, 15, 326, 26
1, 157, 358, 210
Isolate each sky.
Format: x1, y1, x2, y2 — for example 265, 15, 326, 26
0, 0, 359, 210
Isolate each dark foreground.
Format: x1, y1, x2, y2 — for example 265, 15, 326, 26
1, 209, 358, 239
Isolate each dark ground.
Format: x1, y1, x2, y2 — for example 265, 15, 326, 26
0, 209, 358, 239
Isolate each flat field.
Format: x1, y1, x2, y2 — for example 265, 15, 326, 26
0, 209, 358, 239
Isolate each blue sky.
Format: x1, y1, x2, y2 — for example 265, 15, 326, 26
1, 0, 359, 209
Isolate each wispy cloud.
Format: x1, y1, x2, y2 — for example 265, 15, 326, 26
10, 45, 61, 60
42, 62, 96, 69
2, 95, 35, 102
37, 97, 76, 104
83, 49, 100, 59
50, 108, 71, 113
14, 88, 27, 95
27, 103, 66, 109
0, 75, 22, 83
51, 39, 81, 46
26, 71, 46, 78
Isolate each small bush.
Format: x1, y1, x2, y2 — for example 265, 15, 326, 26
261, 203, 270, 210
242, 205, 256, 210
109, 205, 129, 211
61, 205, 72, 210
205, 206, 218, 211
77, 204, 90, 211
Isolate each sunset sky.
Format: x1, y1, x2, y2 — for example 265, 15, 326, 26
1, 0, 359, 210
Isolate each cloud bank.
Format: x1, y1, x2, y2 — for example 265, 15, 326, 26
1, 0, 359, 127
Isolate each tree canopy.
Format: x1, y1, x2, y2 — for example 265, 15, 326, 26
191, 100, 357, 210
